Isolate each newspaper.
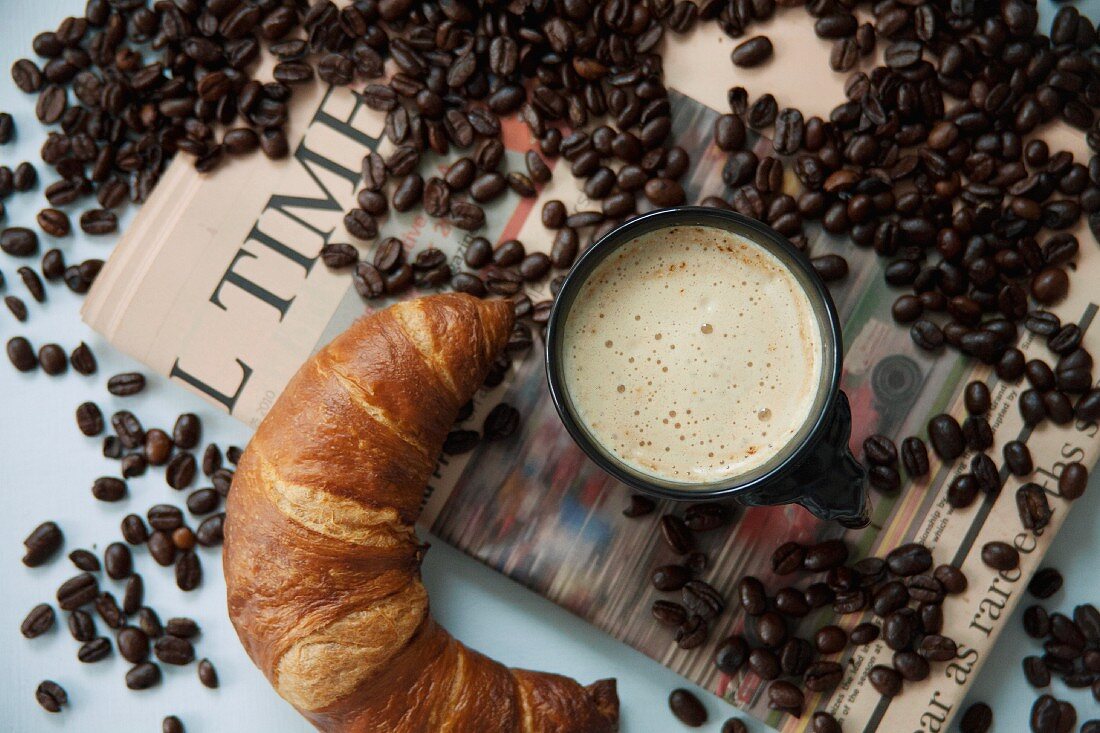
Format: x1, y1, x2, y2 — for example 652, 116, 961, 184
82, 14, 1100, 733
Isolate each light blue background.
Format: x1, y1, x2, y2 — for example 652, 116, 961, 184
1, 1, 1098, 730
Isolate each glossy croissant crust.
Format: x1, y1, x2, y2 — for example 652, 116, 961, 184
224, 293, 619, 732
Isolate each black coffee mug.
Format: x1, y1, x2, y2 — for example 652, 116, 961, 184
544, 207, 870, 528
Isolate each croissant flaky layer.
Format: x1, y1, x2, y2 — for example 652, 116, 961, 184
224, 293, 619, 732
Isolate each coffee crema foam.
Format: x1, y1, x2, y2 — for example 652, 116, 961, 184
562, 225, 823, 484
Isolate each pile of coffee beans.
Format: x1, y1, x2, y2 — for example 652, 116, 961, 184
19, 407, 228, 721
1020, 588, 1100, 707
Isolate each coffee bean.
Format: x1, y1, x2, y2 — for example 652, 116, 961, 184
104, 542, 132, 580
35, 680, 66, 712
70, 343, 96, 375
22, 520, 63, 571
682, 580, 724, 620
850, 622, 880, 645
117, 626, 149, 664
652, 600, 688, 627
863, 435, 898, 466
754, 610, 787, 647
721, 719, 748, 733
927, 414, 965, 460
873, 581, 909, 617
683, 503, 729, 532
803, 539, 849, 572
21, 603, 56, 638
981, 541, 1020, 571
166, 452, 197, 489
868, 664, 902, 697
107, 372, 145, 396
91, 476, 126, 502
652, 564, 691, 592
738, 576, 767, 616
731, 36, 773, 67
714, 635, 748, 674
56, 573, 97, 610
196, 514, 225, 547
958, 703, 993, 733
812, 712, 842, 733
910, 320, 944, 350
1, 227, 38, 257
1003, 441, 1033, 476
771, 541, 805, 574
1030, 695, 1062, 733
1023, 655, 1051, 688
1017, 483, 1053, 532
887, 543, 932, 576
162, 616, 198, 638
78, 636, 112, 663
749, 647, 781, 679
933, 564, 967, 595
193, 658, 219, 689
668, 688, 707, 727
815, 625, 847, 654
94, 592, 123, 629
175, 551, 201, 591
7, 336, 37, 372
1059, 462, 1088, 500
126, 662, 161, 690
801, 660, 843, 692
767, 680, 803, 713
155, 634, 195, 665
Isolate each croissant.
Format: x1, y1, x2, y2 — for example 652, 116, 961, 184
223, 293, 619, 733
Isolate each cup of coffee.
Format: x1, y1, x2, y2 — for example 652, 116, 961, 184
545, 207, 869, 527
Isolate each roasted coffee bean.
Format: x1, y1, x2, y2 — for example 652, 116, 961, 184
20, 268, 46, 304
850, 622, 880, 645
56, 573, 97, 610
117, 626, 149, 665
136, 608, 162, 640
143, 429, 172, 466
911, 320, 944, 350
934, 565, 967, 595
69, 343, 96, 375
919, 634, 957, 661
1026, 360, 1056, 391
981, 541, 1020, 571
166, 452, 197, 489
901, 437, 929, 477
106, 372, 145, 396
198, 658, 219, 688
965, 382, 992, 415
908, 575, 944, 604
622, 494, 656, 518
668, 688, 707, 727
660, 515, 695, 554
1020, 389, 1047, 426
120, 514, 149, 545
5, 296, 27, 322
721, 720, 748, 733
738, 576, 767, 616
893, 650, 930, 681
683, 580, 724, 620
652, 600, 688, 626
196, 514, 225, 547
91, 476, 125, 502
863, 435, 898, 466
803, 539, 848, 572
1023, 655, 1051, 688
1028, 568, 1063, 599
148, 531, 176, 567
927, 414, 965, 460
1004, 441, 1033, 476
35, 680, 66, 712
77, 636, 112, 663
771, 541, 805, 574
68, 609, 95, 642
754, 610, 787, 648
683, 503, 729, 532
887, 543, 932, 576
731, 36, 773, 67
122, 575, 142, 615
652, 564, 692, 591
714, 635, 748, 674
815, 625, 847, 654
126, 662, 161, 690
7, 336, 37, 372
94, 592, 123, 629
1059, 462, 1088, 500
1, 227, 38, 257
971, 452, 1000, 495
775, 587, 809, 618
803, 660, 843, 692
748, 647, 781, 680
155, 634, 195, 666
873, 581, 909, 617
1018, 483, 1053, 532
80, 209, 117, 235
21, 603, 56, 638
869, 664, 902, 697
1030, 695, 1061, 733
675, 612, 709, 650
104, 542, 132, 580
767, 680, 804, 713
23, 520, 63, 567
175, 550, 201, 591
812, 255, 848, 282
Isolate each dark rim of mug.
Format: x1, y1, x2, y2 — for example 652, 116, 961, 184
544, 206, 844, 503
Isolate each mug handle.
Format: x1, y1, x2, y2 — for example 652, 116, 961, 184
793, 391, 871, 528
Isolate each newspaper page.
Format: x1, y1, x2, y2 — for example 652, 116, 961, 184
82, 14, 1100, 733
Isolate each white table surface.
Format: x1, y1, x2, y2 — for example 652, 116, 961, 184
2, 1, 1099, 731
